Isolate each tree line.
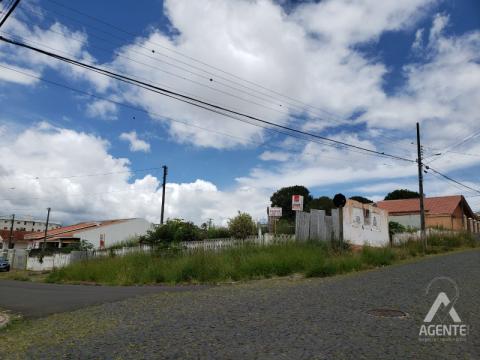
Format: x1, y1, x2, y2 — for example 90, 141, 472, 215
270, 185, 420, 221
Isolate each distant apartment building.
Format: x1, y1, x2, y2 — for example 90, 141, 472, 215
0, 216, 61, 233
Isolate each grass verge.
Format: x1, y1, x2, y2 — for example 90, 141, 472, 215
46, 232, 479, 286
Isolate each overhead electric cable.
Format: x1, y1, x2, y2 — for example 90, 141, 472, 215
0, 0, 19, 28
426, 166, 480, 195
0, 35, 416, 163
0, 64, 403, 173
25, 0, 415, 155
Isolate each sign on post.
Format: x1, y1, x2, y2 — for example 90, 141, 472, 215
268, 207, 282, 217
292, 195, 304, 211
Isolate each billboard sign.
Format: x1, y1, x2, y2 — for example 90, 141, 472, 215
268, 207, 282, 217
292, 195, 304, 211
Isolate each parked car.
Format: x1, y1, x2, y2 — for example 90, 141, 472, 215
0, 257, 10, 272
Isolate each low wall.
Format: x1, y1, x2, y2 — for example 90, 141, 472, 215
392, 228, 457, 245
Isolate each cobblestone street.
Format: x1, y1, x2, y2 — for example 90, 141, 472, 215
1, 250, 479, 359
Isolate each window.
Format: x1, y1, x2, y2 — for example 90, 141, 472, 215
363, 209, 371, 225
24, 221, 27, 225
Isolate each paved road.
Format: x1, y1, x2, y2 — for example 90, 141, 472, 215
0, 280, 208, 318
1, 250, 479, 359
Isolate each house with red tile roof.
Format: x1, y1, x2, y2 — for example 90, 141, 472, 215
24, 218, 153, 250
0, 230, 42, 250
376, 195, 477, 231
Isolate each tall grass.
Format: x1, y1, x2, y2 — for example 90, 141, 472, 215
47, 242, 395, 285
46, 232, 478, 285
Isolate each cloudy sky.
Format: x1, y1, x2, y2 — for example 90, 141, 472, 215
1, 0, 479, 226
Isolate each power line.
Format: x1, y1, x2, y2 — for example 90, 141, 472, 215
40, 0, 346, 120
426, 166, 480, 195
2, 165, 165, 181
0, 63, 403, 172
426, 127, 480, 164
0, 35, 416, 164
24, 0, 415, 156
0, 0, 19, 28
4, 26, 415, 158
0, 27, 304, 122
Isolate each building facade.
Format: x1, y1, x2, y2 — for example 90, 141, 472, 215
376, 195, 477, 231
25, 218, 153, 249
343, 199, 390, 247
0, 216, 61, 233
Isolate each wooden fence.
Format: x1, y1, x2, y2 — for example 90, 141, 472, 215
295, 210, 340, 242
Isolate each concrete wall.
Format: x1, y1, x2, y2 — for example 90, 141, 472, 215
76, 218, 153, 249
294, 200, 389, 247
343, 200, 390, 247
389, 214, 421, 229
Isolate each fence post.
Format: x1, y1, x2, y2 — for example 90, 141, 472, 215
332, 209, 340, 243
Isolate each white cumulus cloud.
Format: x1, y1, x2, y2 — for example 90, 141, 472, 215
119, 131, 151, 152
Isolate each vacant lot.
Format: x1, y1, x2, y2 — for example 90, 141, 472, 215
1, 249, 478, 359
47, 232, 478, 285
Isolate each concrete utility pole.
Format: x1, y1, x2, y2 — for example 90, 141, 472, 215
7, 214, 15, 249
416, 122, 427, 250
42, 207, 51, 251
160, 165, 168, 225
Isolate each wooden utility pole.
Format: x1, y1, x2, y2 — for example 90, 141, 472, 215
416, 122, 427, 250
7, 214, 15, 249
42, 207, 51, 250
160, 165, 168, 225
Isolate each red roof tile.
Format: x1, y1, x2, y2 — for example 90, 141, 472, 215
25, 219, 130, 241
376, 195, 474, 217
0, 230, 35, 242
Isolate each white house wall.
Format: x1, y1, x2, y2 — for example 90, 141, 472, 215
343, 202, 390, 247
389, 214, 421, 229
74, 219, 153, 249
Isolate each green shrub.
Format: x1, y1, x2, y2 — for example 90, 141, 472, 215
275, 219, 295, 235
141, 219, 204, 245
228, 212, 257, 240
206, 226, 231, 239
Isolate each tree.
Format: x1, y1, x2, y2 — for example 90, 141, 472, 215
141, 219, 204, 245
384, 189, 420, 201
270, 185, 313, 220
350, 196, 373, 204
309, 196, 335, 215
228, 212, 256, 240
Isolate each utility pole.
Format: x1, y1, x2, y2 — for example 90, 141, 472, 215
416, 122, 427, 250
160, 165, 168, 225
42, 207, 51, 251
7, 214, 15, 249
